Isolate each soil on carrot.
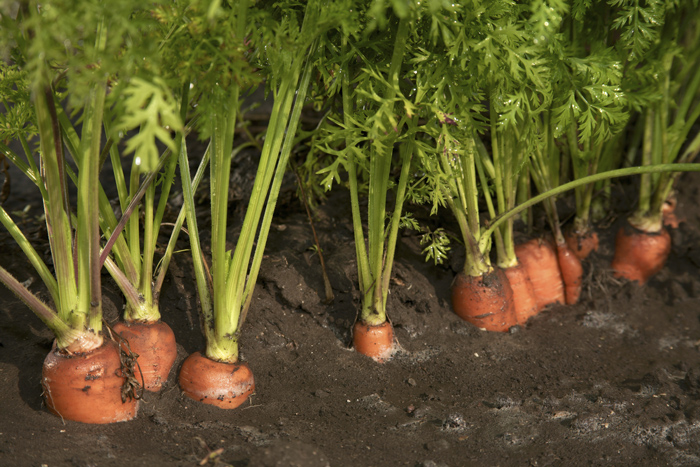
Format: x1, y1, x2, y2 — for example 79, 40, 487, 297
2, 158, 700, 466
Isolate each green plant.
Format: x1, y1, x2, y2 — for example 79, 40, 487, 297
173, 0, 354, 406
0, 0, 168, 422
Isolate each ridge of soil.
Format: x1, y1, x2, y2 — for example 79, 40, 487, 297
2, 169, 700, 466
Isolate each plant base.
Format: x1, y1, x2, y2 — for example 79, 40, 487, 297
113, 320, 177, 392
352, 321, 395, 363
42, 340, 139, 424
612, 223, 671, 285
451, 268, 517, 332
178, 352, 255, 409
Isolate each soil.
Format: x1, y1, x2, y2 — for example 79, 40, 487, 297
2, 151, 700, 466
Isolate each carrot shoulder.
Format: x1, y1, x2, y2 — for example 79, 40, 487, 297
503, 262, 539, 324
611, 223, 671, 285
515, 239, 565, 309
451, 268, 517, 332
556, 243, 584, 305
113, 321, 177, 392
353, 321, 395, 363
179, 352, 255, 409
42, 340, 139, 424
564, 227, 600, 260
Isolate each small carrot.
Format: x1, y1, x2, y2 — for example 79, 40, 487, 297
41, 340, 139, 424
503, 263, 539, 324
451, 268, 517, 332
353, 321, 395, 363
113, 321, 177, 392
611, 223, 671, 284
556, 243, 584, 305
515, 239, 565, 309
564, 227, 600, 260
179, 352, 255, 409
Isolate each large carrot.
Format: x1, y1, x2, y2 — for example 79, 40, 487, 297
179, 352, 255, 409
112, 321, 177, 392
611, 223, 671, 284
353, 321, 395, 362
515, 239, 565, 309
42, 340, 139, 424
451, 268, 517, 332
503, 263, 539, 324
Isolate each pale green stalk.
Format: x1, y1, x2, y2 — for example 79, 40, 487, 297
482, 163, 700, 244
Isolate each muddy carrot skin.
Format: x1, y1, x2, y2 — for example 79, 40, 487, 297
564, 228, 600, 260
515, 239, 565, 309
556, 243, 584, 305
179, 352, 255, 409
42, 340, 139, 424
451, 268, 517, 332
503, 262, 540, 324
612, 223, 671, 284
353, 321, 395, 363
113, 321, 177, 392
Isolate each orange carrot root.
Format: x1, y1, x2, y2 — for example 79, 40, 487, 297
503, 262, 539, 324
556, 243, 583, 305
564, 227, 600, 260
179, 352, 255, 409
451, 268, 517, 332
42, 340, 139, 424
515, 239, 565, 309
113, 321, 177, 392
353, 321, 395, 362
611, 223, 671, 285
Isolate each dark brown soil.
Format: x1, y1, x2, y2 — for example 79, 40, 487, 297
2, 164, 700, 466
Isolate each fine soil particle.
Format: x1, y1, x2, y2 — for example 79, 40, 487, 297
2, 165, 700, 466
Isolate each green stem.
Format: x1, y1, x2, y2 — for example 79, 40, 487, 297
0, 206, 58, 304
342, 39, 372, 313
0, 265, 79, 349
34, 83, 77, 325
380, 134, 414, 312
179, 138, 216, 353
240, 41, 318, 325
153, 143, 211, 300
484, 163, 700, 240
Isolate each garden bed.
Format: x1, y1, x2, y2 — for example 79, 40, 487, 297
2, 168, 700, 466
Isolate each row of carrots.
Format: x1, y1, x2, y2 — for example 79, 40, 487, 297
451, 200, 677, 334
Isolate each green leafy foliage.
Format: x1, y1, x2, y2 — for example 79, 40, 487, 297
0, 63, 36, 142
420, 227, 451, 265
610, 0, 667, 62
116, 77, 183, 172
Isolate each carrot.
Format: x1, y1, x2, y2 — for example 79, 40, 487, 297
515, 239, 565, 309
556, 243, 584, 305
41, 340, 139, 424
178, 352, 255, 409
451, 268, 517, 332
503, 263, 539, 324
112, 321, 177, 392
353, 321, 395, 363
564, 227, 600, 260
611, 223, 671, 284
